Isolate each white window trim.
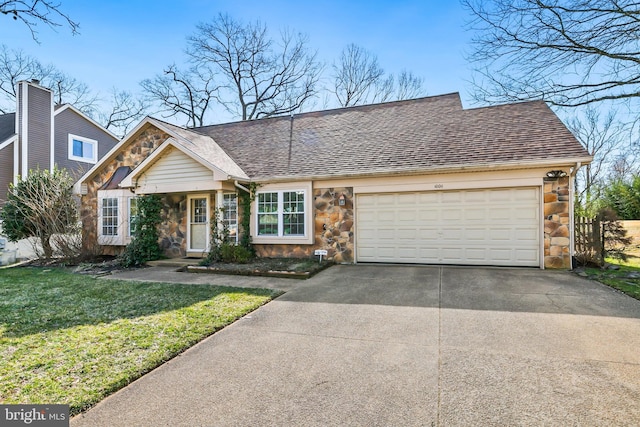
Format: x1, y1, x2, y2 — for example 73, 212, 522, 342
251, 181, 313, 245
222, 192, 239, 244
68, 133, 98, 164
97, 189, 136, 246
127, 196, 138, 238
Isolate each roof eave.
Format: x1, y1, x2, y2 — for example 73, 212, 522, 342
248, 156, 594, 183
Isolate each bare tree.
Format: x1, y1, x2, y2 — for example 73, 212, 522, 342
98, 88, 149, 137
0, 167, 78, 259
0, 45, 147, 137
186, 13, 322, 120
1, 0, 79, 41
331, 44, 425, 107
463, 0, 640, 108
332, 43, 388, 107
567, 106, 630, 214
141, 64, 219, 128
0, 45, 97, 113
395, 70, 425, 101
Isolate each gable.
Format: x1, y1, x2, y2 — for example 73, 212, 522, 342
134, 146, 218, 193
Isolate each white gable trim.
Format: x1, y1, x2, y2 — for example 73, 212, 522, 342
73, 116, 159, 194
0, 135, 15, 152
54, 104, 119, 140
120, 137, 230, 188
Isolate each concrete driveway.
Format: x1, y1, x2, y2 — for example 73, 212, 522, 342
71, 265, 640, 426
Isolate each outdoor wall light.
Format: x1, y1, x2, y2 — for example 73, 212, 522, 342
338, 194, 346, 206
546, 170, 568, 178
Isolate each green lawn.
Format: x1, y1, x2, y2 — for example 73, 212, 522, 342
582, 252, 640, 301
0, 267, 280, 415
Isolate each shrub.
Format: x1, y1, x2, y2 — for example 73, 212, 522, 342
0, 167, 78, 259
119, 195, 163, 267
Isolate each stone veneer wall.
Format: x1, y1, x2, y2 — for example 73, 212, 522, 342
543, 176, 571, 269
253, 187, 355, 263
158, 194, 187, 257
81, 126, 170, 253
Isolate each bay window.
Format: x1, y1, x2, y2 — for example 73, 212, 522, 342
98, 189, 138, 245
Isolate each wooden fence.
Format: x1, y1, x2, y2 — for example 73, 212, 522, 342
575, 215, 634, 265
574, 216, 603, 263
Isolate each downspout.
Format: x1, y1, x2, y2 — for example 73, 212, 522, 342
569, 162, 582, 269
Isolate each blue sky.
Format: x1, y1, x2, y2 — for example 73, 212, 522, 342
1, 0, 474, 122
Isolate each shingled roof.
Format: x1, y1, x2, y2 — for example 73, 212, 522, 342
193, 93, 590, 181
0, 113, 15, 143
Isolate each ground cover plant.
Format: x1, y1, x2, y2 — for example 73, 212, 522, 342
0, 267, 280, 415
581, 248, 640, 301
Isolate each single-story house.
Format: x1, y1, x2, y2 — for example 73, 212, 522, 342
74, 93, 592, 269
0, 79, 119, 206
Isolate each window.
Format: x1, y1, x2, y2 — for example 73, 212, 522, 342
257, 192, 279, 236
98, 189, 137, 245
128, 197, 138, 237
257, 190, 306, 237
223, 193, 238, 243
101, 198, 118, 236
68, 134, 97, 163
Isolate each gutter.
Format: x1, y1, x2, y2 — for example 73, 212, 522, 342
569, 162, 583, 268
247, 156, 595, 184
234, 180, 251, 193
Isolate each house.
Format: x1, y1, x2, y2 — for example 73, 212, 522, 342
0, 80, 119, 206
74, 93, 592, 269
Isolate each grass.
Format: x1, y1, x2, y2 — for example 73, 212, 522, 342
0, 267, 280, 415
581, 250, 640, 301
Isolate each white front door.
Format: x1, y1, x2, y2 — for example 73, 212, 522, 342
188, 194, 209, 252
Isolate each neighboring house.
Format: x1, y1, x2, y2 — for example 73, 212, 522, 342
0, 80, 119, 206
74, 93, 592, 269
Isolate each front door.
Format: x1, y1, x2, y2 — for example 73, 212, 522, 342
188, 194, 209, 252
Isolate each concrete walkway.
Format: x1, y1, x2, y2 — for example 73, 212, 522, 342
71, 265, 640, 426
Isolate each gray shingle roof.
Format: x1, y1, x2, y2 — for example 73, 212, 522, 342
193, 93, 590, 181
149, 118, 248, 179
0, 113, 15, 143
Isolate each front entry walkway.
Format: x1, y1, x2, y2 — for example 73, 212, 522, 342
72, 265, 640, 426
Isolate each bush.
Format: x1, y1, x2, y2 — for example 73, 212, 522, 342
202, 206, 255, 265
0, 167, 78, 259
119, 195, 163, 267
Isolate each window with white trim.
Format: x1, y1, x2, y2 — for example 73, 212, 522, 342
257, 190, 306, 237
68, 134, 97, 163
128, 197, 138, 237
223, 193, 238, 243
101, 198, 118, 236
98, 189, 138, 245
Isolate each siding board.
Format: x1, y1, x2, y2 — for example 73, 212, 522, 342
140, 147, 213, 186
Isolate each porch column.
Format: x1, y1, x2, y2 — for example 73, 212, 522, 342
216, 189, 224, 236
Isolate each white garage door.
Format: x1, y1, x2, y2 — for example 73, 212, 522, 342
356, 188, 540, 266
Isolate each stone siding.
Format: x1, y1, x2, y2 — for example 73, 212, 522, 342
543, 176, 571, 268
81, 126, 170, 253
158, 194, 187, 257
254, 187, 355, 263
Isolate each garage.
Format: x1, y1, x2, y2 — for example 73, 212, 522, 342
356, 187, 540, 266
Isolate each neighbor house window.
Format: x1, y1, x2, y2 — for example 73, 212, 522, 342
257, 190, 306, 237
68, 134, 97, 163
223, 193, 238, 243
101, 198, 118, 236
